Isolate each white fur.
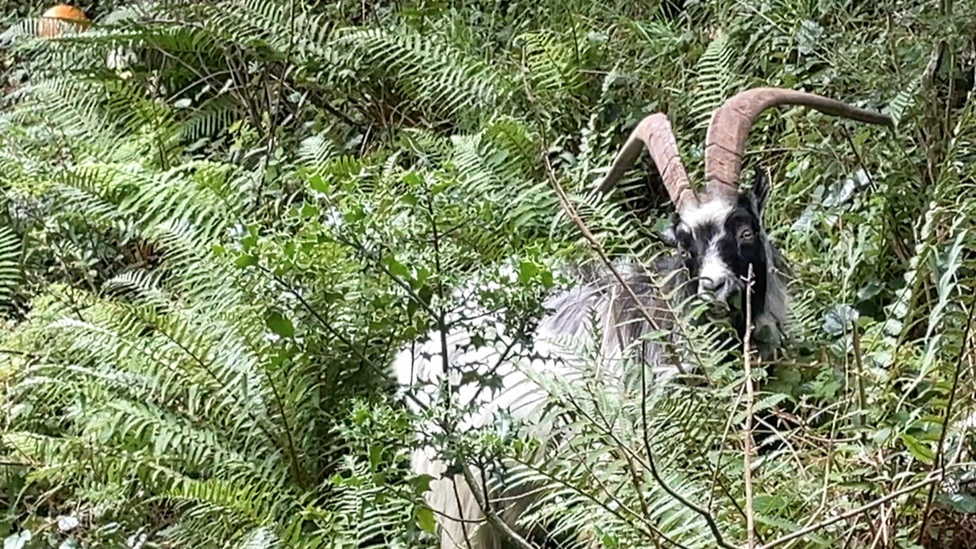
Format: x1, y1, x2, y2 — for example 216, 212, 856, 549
698, 239, 733, 294
677, 200, 733, 230
679, 201, 736, 297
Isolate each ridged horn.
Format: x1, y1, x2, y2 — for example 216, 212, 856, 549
597, 113, 699, 212
704, 87, 893, 202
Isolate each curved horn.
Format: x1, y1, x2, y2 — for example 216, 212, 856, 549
704, 87, 893, 201
598, 113, 699, 211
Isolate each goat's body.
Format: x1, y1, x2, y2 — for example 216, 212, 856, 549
396, 256, 774, 548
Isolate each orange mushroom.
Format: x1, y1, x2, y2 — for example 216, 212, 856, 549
37, 4, 91, 38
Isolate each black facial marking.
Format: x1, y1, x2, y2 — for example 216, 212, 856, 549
721, 193, 769, 339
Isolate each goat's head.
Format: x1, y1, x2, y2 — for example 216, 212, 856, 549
598, 88, 892, 347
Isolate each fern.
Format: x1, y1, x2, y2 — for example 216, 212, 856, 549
0, 226, 20, 310
341, 27, 514, 125
689, 32, 737, 130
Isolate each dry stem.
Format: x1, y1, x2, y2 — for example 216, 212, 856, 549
743, 264, 757, 549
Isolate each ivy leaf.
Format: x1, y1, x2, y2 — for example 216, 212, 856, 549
797, 20, 823, 56
823, 304, 859, 336
857, 281, 884, 302
937, 492, 976, 514
4, 531, 31, 549
266, 312, 295, 338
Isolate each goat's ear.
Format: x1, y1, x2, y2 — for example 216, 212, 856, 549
753, 168, 770, 214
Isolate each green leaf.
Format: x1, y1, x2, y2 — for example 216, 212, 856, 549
410, 474, 433, 496
872, 427, 892, 444
384, 255, 410, 279
369, 444, 383, 470
823, 304, 858, 336
417, 506, 436, 534
540, 269, 553, 289
937, 492, 976, 514
402, 171, 423, 187
4, 530, 31, 549
519, 260, 537, 283
900, 434, 934, 464
266, 312, 295, 338
236, 254, 258, 268
301, 203, 319, 217
310, 174, 330, 193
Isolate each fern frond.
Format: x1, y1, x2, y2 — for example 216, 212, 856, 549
689, 32, 737, 130
341, 27, 514, 125
0, 226, 21, 310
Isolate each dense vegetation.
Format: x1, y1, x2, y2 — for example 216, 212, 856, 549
0, 0, 974, 548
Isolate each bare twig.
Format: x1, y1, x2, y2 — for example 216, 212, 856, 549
743, 264, 757, 549
850, 320, 867, 433
706, 380, 745, 513
758, 473, 941, 549
637, 338, 736, 549
781, 401, 840, 549
450, 477, 476, 549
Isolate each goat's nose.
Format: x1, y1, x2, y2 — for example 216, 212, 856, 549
700, 276, 722, 292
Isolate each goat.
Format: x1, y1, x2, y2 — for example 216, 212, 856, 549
395, 87, 892, 549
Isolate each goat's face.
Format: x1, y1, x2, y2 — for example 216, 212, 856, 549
597, 88, 892, 347
664, 171, 772, 339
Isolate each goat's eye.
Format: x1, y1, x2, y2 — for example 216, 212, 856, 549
739, 228, 754, 242
679, 249, 691, 260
